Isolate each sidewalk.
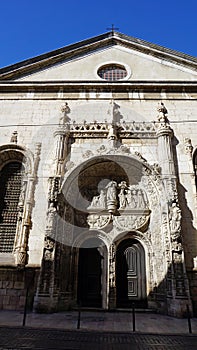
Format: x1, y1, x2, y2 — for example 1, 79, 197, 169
0, 310, 197, 334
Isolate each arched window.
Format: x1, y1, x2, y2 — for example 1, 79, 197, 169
0, 161, 25, 252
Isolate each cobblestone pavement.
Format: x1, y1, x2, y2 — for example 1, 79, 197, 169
0, 327, 197, 350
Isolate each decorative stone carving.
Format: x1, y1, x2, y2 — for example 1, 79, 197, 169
87, 181, 150, 231
59, 102, 70, 125
134, 151, 147, 163
18, 180, 27, 208
169, 201, 182, 252
109, 243, 116, 288
118, 181, 127, 209
44, 237, 55, 261
87, 214, 111, 229
82, 150, 94, 159
114, 212, 150, 231
10, 131, 18, 144
69, 121, 157, 139
184, 137, 193, 157
107, 123, 118, 141
157, 101, 168, 123
14, 143, 41, 268
46, 203, 57, 231
48, 177, 60, 203
106, 181, 118, 213
96, 145, 107, 154
65, 160, 75, 172
169, 202, 181, 234
89, 189, 106, 210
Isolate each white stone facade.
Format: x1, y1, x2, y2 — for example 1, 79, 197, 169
0, 32, 196, 317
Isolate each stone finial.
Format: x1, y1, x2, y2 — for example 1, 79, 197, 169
59, 102, 70, 125
10, 131, 17, 144
61, 102, 70, 114
157, 102, 168, 123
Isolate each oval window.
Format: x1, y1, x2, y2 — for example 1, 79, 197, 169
97, 64, 127, 81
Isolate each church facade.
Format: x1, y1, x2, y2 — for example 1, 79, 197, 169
0, 32, 197, 317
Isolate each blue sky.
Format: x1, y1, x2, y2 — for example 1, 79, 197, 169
0, 0, 197, 68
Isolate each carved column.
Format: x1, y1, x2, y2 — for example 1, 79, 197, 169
34, 103, 71, 312
54, 102, 70, 176
14, 143, 41, 268
156, 102, 175, 181
156, 102, 192, 316
108, 243, 116, 309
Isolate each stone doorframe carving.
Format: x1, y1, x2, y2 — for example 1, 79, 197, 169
0, 143, 41, 268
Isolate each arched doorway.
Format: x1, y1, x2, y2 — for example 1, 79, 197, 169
77, 238, 106, 308
116, 238, 147, 308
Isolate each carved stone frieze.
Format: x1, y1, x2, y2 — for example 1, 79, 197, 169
114, 210, 150, 231
69, 121, 157, 139
87, 180, 150, 231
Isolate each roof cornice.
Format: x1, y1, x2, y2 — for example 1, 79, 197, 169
0, 80, 197, 94
0, 32, 197, 80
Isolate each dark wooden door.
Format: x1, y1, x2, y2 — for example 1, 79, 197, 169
116, 239, 147, 308
77, 247, 102, 307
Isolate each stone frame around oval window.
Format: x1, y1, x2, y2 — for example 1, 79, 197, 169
95, 61, 132, 81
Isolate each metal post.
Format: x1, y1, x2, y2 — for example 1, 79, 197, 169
186, 304, 192, 334
77, 303, 81, 329
22, 287, 29, 327
132, 302, 136, 332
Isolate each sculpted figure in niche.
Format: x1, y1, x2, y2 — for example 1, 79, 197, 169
90, 189, 106, 209
169, 202, 181, 234
46, 203, 57, 229
118, 188, 127, 209
125, 187, 136, 208
118, 181, 127, 209
137, 189, 147, 208
106, 181, 117, 201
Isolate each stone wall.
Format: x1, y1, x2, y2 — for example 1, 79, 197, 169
0, 267, 39, 311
